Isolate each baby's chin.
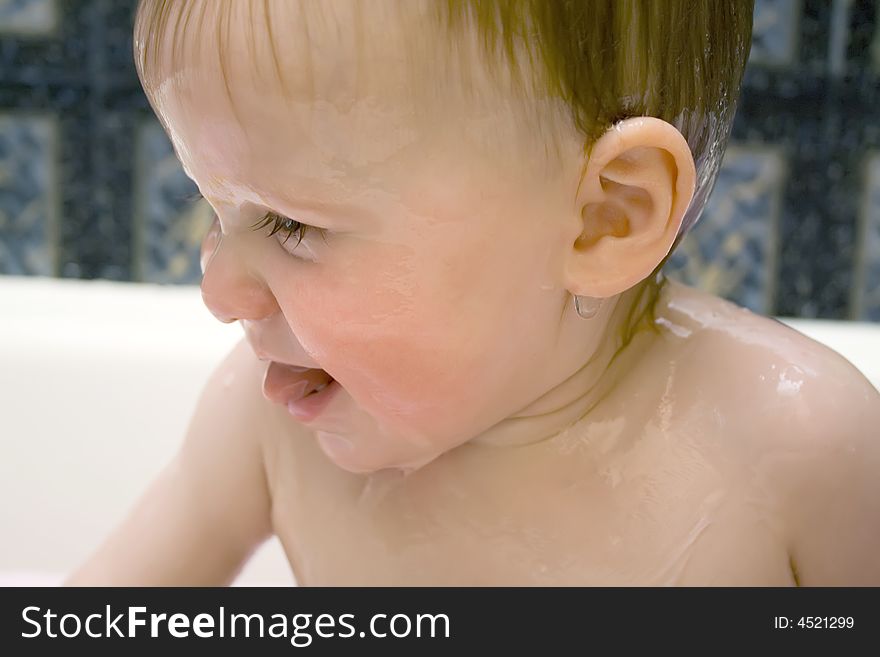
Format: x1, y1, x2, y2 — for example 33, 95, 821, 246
315, 430, 445, 475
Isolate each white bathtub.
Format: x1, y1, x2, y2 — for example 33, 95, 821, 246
0, 276, 291, 586
1, 275, 879, 586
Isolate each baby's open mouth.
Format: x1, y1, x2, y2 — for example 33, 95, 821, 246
261, 361, 334, 406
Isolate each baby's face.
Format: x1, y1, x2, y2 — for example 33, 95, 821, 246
150, 2, 584, 472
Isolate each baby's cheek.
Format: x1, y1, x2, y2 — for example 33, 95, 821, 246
325, 304, 457, 412
311, 293, 472, 422
291, 242, 491, 431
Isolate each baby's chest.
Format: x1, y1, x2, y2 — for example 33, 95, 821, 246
269, 445, 793, 585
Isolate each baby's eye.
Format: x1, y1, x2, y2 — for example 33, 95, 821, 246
250, 211, 326, 252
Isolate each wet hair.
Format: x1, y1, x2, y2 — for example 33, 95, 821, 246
134, 0, 753, 340
439, 0, 754, 247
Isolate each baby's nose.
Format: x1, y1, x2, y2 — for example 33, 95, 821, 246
199, 215, 222, 276
200, 221, 276, 324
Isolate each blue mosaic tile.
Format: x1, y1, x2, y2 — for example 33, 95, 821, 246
0, 113, 56, 276
750, 0, 800, 66
134, 119, 206, 284
0, 0, 876, 323
853, 152, 880, 321
826, 0, 853, 77
664, 146, 785, 315
0, 0, 56, 35
871, 7, 880, 73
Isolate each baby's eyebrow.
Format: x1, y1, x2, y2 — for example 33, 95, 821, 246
266, 194, 370, 228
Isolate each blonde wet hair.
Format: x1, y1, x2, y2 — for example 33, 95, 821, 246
134, 0, 753, 341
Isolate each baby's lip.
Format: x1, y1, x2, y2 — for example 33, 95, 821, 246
246, 338, 318, 370
261, 361, 333, 406
242, 323, 322, 370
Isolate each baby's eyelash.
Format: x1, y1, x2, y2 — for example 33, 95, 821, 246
186, 189, 325, 249
250, 211, 320, 248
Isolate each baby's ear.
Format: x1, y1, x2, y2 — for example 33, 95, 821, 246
563, 117, 696, 299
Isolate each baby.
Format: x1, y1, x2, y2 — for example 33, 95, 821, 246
67, 0, 879, 585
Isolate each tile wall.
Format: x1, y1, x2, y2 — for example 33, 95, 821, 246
1, 0, 879, 320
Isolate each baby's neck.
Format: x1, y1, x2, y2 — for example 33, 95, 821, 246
468, 276, 668, 450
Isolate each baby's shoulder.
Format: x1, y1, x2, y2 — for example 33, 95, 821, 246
658, 282, 880, 583
192, 336, 281, 448
208, 337, 327, 479
660, 281, 879, 446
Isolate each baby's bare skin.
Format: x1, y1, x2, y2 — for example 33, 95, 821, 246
66, 1, 879, 587
249, 279, 880, 585
66, 278, 880, 586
